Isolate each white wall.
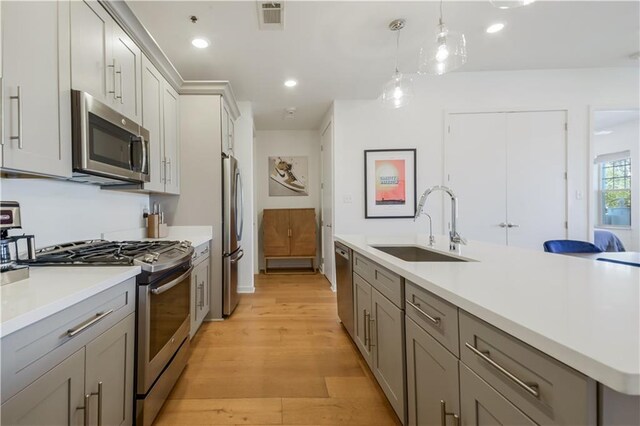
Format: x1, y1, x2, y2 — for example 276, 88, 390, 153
0, 178, 149, 248
333, 67, 639, 244
254, 130, 321, 270
592, 117, 640, 251
234, 102, 256, 291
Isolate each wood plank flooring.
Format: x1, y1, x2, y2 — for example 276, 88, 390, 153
154, 273, 401, 426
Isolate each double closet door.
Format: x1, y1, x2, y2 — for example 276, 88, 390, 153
445, 111, 567, 250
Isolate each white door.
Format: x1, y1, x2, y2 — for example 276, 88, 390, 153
446, 113, 508, 245
506, 111, 567, 249
321, 121, 335, 287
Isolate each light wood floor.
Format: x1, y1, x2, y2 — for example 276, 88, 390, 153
154, 273, 401, 426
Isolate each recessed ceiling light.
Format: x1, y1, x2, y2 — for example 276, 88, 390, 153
191, 38, 209, 49
284, 79, 298, 88
486, 23, 505, 34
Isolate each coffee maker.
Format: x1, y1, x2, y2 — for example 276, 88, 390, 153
1, 201, 36, 285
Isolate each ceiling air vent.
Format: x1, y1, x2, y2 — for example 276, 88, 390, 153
257, 1, 284, 30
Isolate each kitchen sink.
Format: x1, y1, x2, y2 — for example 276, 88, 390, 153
371, 245, 468, 262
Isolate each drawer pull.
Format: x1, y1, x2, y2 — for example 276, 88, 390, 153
407, 300, 441, 326
364, 310, 370, 348
67, 310, 114, 337
440, 400, 459, 426
368, 316, 376, 350
465, 342, 540, 398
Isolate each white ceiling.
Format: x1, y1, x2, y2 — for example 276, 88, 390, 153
127, 1, 640, 130
594, 110, 640, 132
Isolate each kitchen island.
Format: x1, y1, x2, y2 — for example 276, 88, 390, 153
335, 234, 639, 425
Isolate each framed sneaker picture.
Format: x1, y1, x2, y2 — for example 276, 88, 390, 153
364, 149, 416, 218
268, 156, 309, 196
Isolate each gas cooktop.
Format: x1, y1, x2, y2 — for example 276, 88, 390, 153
28, 239, 193, 273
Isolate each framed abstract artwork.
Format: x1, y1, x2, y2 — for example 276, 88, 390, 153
364, 149, 416, 218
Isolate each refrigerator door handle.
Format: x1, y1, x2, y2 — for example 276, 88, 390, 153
230, 249, 244, 264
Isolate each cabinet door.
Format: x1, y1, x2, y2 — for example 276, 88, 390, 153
85, 313, 135, 426
221, 104, 230, 154
1, 348, 85, 425
229, 117, 235, 153
371, 288, 405, 422
290, 209, 316, 256
70, 0, 113, 103
141, 55, 165, 192
406, 317, 460, 426
460, 363, 536, 426
263, 210, 290, 256
2, 0, 71, 177
163, 81, 180, 194
112, 25, 142, 123
353, 273, 373, 366
191, 259, 210, 338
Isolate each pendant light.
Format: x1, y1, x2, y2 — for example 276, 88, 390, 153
417, 0, 467, 75
381, 19, 413, 109
490, 0, 535, 9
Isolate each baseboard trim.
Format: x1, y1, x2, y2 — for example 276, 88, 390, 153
238, 286, 255, 294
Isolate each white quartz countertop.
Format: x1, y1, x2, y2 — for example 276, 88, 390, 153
102, 225, 213, 248
0, 266, 140, 338
335, 234, 640, 395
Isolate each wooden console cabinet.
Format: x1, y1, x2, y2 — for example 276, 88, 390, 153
263, 208, 316, 273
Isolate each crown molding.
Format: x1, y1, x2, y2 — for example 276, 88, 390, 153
100, 1, 241, 119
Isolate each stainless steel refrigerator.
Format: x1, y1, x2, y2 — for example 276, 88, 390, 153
222, 154, 244, 316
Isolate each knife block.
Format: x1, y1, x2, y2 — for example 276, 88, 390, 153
147, 214, 160, 238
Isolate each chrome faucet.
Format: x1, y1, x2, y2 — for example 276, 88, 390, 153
414, 185, 467, 251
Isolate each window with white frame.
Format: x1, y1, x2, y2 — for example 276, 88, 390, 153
597, 152, 632, 227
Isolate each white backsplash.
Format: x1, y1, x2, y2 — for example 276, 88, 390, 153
0, 178, 149, 248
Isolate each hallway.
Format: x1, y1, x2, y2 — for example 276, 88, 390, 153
154, 273, 401, 425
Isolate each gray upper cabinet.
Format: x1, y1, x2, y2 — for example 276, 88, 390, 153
1, 348, 85, 425
85, 314, 135, 426
71, 0, 142, 123
1, 0, 72, 178
371, 288, 405, 422
141, 55, 180, 194
460, 363, 536, 426
406, 316, 459, 426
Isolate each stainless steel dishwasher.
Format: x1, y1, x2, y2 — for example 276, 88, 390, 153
335, 242, 354, 339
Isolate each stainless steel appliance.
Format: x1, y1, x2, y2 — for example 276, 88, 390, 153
28, 239, 194, 426
0, 201, 36, 285
71, 90, 150, 185
335, 242, 354, 339
222, 154, 244, 316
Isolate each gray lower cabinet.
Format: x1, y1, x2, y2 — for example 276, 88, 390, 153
460, 363, 536, 426
1, 349, 86, 425
191, 243, 211, 338
353, 271, 405, 422
406, 316, 460, 426
85, 314, 135, 426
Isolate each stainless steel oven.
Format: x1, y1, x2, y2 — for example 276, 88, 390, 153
71, 90, 150, 184
136, 260, 192, 426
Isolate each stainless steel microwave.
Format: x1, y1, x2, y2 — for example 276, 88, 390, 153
71, 90, 150, 185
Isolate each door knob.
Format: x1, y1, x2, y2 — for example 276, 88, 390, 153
498, 222, 508, 228
507, 223, 520, 228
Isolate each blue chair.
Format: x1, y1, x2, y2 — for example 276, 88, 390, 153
543, 240, 603, 254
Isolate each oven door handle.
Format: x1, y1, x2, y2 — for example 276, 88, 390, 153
150, 266, 193, 295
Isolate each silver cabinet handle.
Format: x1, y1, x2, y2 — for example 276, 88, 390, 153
363, 310, 369, 348
161, 158, 166, 183
440, 400, 459, 426
498, 222, 508, 228
368, 317, 376, 350
80, 393, 91, 426
67, 310, 114, 337
107, 59, 117, 98
151, 266, 193, 295
202, 247, 209, 255
198, 282, 205, 308
96, 381, 103, 426
166, 158, 172, 183
507, 223, 520, 228
116, 65, 123, 103
407, 300, 441, 327
9, 86, 23, 149
465, 342, 540, 398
